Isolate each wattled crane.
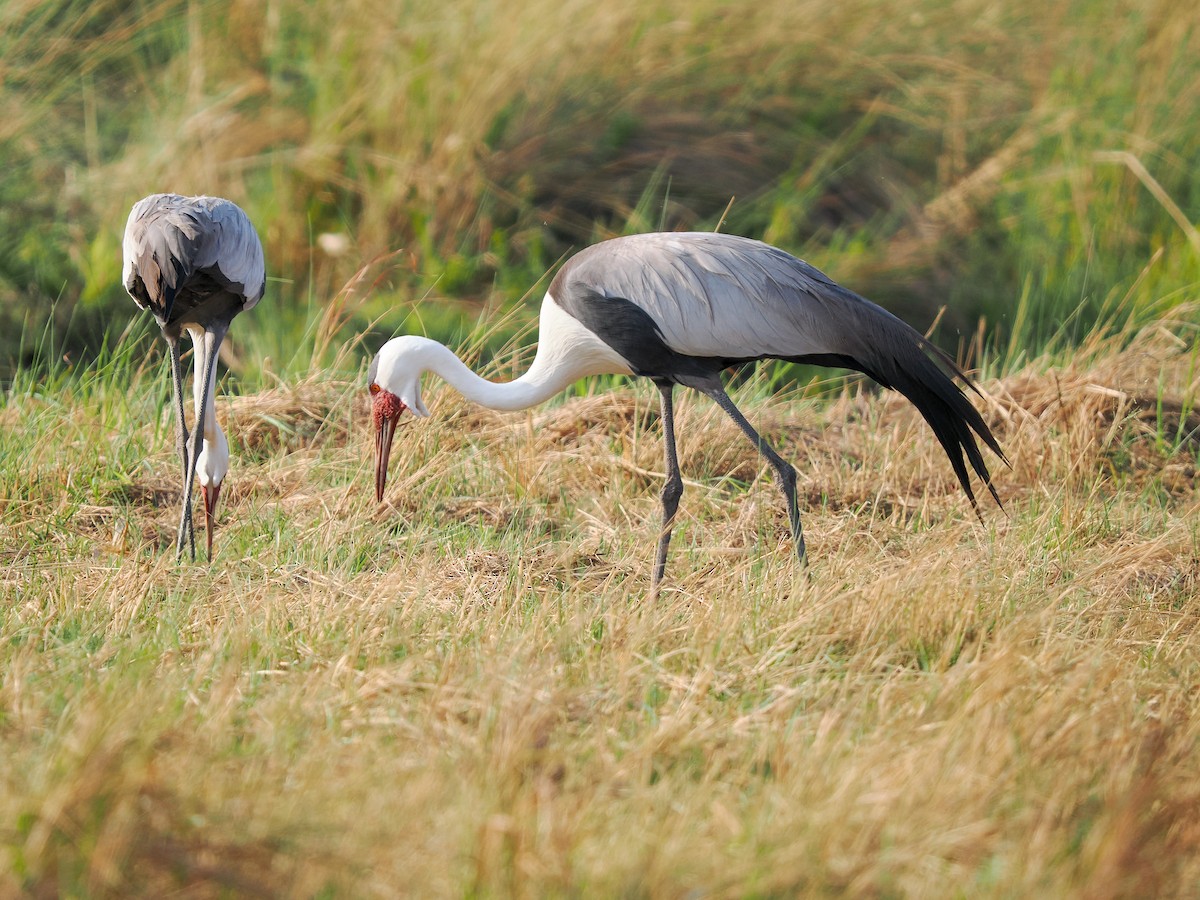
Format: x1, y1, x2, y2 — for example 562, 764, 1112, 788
123, 193, 264, 560
368, 231, 1004, 587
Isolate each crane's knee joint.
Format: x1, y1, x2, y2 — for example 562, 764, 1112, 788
661, 475, 683, 506
775, 462, 797, 494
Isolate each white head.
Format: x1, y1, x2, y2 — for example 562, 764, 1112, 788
367, 336, 439, 417
367, 336, 438, 502
196, 426, 229, 561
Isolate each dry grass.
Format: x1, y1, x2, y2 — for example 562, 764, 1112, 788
2, 319, 1200, 896
4, 1, 1198, 891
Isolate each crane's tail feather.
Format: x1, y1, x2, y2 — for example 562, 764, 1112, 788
893, 358, 1006, 513
794, 338, 1007, 513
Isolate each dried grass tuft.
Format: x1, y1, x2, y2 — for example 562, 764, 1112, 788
223, 376, 360, 454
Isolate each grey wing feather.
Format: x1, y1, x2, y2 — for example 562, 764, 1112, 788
554, 232, 897, 361
189, 197, 267, 309
122, 194, 266, 319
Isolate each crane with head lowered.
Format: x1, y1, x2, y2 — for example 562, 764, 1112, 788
367, 231, 1005, 588
123, 193, 265, 561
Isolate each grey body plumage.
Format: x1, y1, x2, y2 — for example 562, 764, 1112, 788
123, 193, 265, 336
122, 193, 264, 560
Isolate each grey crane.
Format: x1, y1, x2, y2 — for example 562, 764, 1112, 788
122, 193, 265, 560
368, 232, 1005, 587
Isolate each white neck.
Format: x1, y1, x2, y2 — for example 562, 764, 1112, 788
401, 295, 632, 412
187, 325, 224, 445
421, 343, 567, 411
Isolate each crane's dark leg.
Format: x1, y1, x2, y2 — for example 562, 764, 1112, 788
652, 379, 684, 592
700, 384, 807, 565
165, 335, 196, 559
177, 324, 226, 561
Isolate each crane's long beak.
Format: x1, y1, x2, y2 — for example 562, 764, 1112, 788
201, 482, 221, 562
373, 390, 407, 503
375, 414, 399, 502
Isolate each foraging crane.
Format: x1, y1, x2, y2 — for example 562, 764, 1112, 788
122, 193, 265, 560
368, 232, 1005, 587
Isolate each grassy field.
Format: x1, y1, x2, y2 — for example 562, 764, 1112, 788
2, 312, 1200, 895
4, 0, 1200, 895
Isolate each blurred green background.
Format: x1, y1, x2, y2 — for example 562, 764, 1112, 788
2, 0, 1197, 383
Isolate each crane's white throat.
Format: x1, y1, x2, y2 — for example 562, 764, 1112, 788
373, 294, 633, 414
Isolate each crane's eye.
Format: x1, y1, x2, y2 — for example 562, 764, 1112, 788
369, 383, 381, 395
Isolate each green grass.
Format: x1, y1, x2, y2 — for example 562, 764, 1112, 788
2, 0, 1198, 380
3, 0, 1200, 894
3, 311, 1200, 894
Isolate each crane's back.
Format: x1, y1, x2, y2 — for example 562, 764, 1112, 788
548, 231, 914, 366
122, 193, 265, 335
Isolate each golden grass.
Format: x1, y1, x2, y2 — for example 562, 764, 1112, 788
4, 0, 1198, 889
2, 319, 1200, 895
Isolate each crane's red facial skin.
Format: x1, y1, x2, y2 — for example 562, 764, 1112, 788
372, 387, 407, 502
371, 387, 404, 430
200, 483, 221, 562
